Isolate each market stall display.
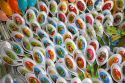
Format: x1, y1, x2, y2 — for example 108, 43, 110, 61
0, 0, 125, 83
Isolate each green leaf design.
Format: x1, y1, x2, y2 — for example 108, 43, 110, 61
103, 32, 111, 46
121, 31, 125, 35
106, 26, 118, 35
97, 35, 105, 46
